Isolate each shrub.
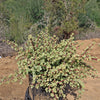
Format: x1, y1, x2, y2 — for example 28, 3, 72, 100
85, 0, 100, 27
0, 29, 98, 99
44, 0, 88, 39
0, 0, 44, 44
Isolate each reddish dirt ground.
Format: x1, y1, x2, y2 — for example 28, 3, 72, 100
0, 38, 100, 100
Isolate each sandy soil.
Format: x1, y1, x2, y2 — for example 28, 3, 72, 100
0, 38, 100, 100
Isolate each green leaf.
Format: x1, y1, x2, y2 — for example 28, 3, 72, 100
50, 93, 54, 97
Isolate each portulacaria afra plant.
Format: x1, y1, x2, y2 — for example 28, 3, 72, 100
0, 29, 98, 100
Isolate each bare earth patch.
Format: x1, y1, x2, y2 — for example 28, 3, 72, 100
0, 38, 100, 100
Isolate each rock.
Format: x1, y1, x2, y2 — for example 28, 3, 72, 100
0, 39, 15, 57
